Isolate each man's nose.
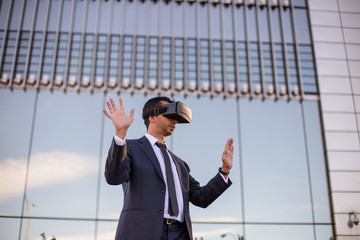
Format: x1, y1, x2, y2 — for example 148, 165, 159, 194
171, 118, 178, 124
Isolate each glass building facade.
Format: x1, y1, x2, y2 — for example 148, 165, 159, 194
0, 0, 334, 239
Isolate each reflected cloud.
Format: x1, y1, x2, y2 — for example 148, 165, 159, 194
51, 231, 115, 240
0, 151, 98, 202
30, 230, 116, 240
193, 227, 238, 239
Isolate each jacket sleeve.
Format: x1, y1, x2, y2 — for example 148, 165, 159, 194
104, 139, 131, 185
188, 172, 232, 208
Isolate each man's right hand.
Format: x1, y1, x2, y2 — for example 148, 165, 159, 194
103, 97, 135, 139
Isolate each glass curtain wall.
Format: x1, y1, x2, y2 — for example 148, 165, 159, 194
0, 0, 318, 100
0, 89, 332, 240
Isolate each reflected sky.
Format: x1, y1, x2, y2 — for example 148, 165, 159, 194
0, 89, 332, 239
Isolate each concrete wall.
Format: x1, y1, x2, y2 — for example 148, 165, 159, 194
309, 0, 360, 238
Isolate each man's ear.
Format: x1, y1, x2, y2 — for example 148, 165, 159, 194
149, 115, 157, 124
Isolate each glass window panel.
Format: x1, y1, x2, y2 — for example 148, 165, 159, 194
172, 96, 242, 222
0, 218, 20, 240
22, 0, 36, 30
247, 7, 258, 41
124, 0, 135, 35
199, 3, 208, 39
193, 223, 243, 240
47, 0, 61, 31
0, 89, 36, 216
162, 2, 172, 37
25, 91, 103, 218
223, 5, 233, 40
86, 0, 97, 33
187, 2, 196, 38
283, 9, 294, 43
270, 8, 282, 43
211, 4, 221, 40
149, 1, 159, 36
250, 43, 261, 87
35, 0, 49, 31
263, 43, 274, 86
9, 0, 23, 30
294, 8, 311, 44
235, 6, 245, 41
99, 0, 111, 34
0, 0, 11, 29
111, 0, 123, 34
238, 41, 248, 85
259, 6, 270, 42
137, 0, 147, 35
246, 225, 315, 240
97, 222, 118, 240
315, 225, 333, 240
19, 219, 95, 240
294, 0, 306, 7
303, 101, 331, 223
240, 99, 313, 222
60, 0, 73, 32
174, 3, 184, 37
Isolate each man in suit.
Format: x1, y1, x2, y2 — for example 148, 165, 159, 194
103, 96, 234, 240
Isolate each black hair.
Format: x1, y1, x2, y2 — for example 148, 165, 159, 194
142, 96, 174, 129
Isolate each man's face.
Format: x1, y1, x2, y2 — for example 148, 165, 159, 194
153, 101, 178, 137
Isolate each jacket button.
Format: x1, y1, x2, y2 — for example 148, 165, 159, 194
159, 210, 164, 214
161, 189, 165, 193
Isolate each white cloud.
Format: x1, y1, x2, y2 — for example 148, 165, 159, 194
30, 230, 116, 240
193, 227, 239, 239
0, 151, 98, 202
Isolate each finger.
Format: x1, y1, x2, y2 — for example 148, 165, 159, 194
106, 101, 113, 113
103, 109, 111, 119
129, 108, 135, 119
110, 98, 117, 111
118, 97, 124, 112
225, 138, 232, 150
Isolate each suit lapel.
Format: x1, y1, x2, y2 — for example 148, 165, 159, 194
138, 136, 165, 182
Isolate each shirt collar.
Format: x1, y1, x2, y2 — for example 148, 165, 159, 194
145, 133, 168, 148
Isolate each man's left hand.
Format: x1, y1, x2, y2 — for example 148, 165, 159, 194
221, 138, 234, 174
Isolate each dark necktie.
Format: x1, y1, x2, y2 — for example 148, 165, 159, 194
155, 142, 179, 217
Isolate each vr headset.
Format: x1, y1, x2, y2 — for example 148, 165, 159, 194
143, 101, 192, 123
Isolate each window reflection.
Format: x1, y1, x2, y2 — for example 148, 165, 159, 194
238, 41, 249, 89
240, 99, 313, 223
60, 0, 72, 32
211, 4, 221, 40
20, 219, 95, 240
186, 2, 196, 38
0, 89, 36, 216
149, 1, 159, 36
0, 218, 21, 240
48, 0, 61, 32
294, 9, 311, 44
302, 101, 331, 223
162, 1, 172, 37
246, 225, 315, 240
25, 91, 103, 218
22, 0, 36, 31
68, 34, 81, 85
192, 223, 243, 240
40, 33, 55, 82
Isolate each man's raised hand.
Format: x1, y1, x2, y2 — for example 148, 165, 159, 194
103, 97, 135, 139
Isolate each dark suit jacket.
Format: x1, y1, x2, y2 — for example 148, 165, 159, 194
105, 136, 232, 240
